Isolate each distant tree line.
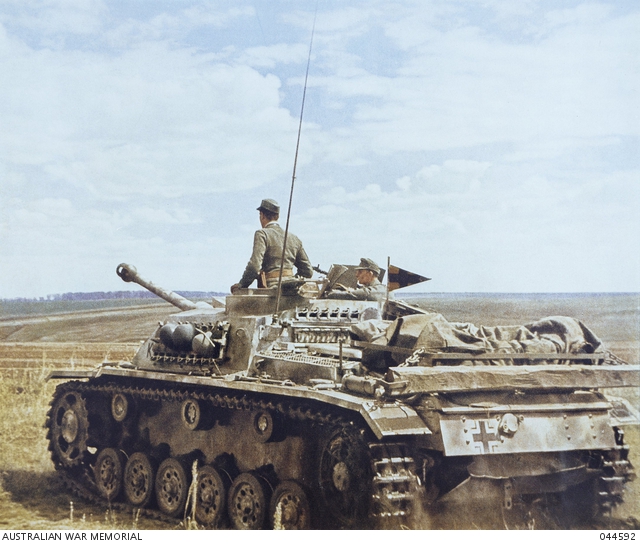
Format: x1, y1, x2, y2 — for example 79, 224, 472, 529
3, 290, 226, 302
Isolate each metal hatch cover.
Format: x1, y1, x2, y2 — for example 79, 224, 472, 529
359, 401, 431, 439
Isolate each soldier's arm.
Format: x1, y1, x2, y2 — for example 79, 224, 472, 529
238, 230, 267, 288
324, 287, 358, 300
342, 283, 386, 301
294, 245, 314, 278
345, 286, 370, 300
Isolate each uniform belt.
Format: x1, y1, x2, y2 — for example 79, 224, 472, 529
264, 269, 294, 280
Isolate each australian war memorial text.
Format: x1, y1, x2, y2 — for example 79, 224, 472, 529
1, 534, 141, 542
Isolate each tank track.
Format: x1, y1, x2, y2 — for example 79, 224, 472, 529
46, 379, 422, 528
499, 435, 637, 529
46, 382, 181, 525
596, 430, 636, 516
56, 466, 180, 524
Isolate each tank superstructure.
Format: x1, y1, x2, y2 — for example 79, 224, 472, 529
45, 263, 639, 529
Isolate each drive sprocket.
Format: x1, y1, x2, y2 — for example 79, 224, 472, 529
318, 424, 372, 528
47, 384, 90, 469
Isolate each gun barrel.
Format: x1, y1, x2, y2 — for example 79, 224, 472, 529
116, 263, 199, 311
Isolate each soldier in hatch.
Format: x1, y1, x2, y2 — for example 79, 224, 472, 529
325, 257, 387, 301
230, 199, 314, 293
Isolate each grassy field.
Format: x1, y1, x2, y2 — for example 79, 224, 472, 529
0, 303, 175, 343
0, 294, 637, 530
0, 298, 168, 318
0, 296, 220, 319
0, 356, 177, 530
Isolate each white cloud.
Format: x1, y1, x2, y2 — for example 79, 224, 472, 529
0, 1, 638, 297
294, 161, 640, 292
396, 175, 411, 190
238, 43, 309, 68
0, 32, 300, 198
103, 5, 254, 48
307, 3, 640, 163
129, 207, 202, 225
475, 0, 539, 23
286, 6, 373, 36
0, 197, 247, 297
545, 3, 612, 28
0, 0, 107, 38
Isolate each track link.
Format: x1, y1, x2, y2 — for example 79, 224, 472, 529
370, 442, 421, 523
597, 435, 636, 515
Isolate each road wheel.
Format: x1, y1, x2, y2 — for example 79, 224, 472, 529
228, 472, 268, 529
94, 448, 124, 501
270, 480, 310, 530
124, 452, 155, 507
155, 457, 190, 517
195, 465, 227, 527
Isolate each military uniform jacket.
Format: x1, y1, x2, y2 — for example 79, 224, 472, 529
326, 278, 387, 301
239, 222, 313, 288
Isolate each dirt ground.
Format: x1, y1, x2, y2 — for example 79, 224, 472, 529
0, 294, 638, 530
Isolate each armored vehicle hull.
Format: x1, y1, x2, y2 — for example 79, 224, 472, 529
46, 264, 639, 529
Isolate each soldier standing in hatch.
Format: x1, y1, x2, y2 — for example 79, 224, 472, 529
325, 257, 387, 301
230, 199, 314, 293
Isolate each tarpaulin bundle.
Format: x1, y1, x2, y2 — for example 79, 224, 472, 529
353, 312, 606, 368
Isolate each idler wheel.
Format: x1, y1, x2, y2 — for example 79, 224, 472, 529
94, 448, 124, 501
318, 426, 371, 527
228, 472, 268, 530
111, 393, 130, 422
270, 480, 311, 530
49, 390, 90, 468
196, 465, 228, 527
155, 457, 190, 517
124, 452, 156, 507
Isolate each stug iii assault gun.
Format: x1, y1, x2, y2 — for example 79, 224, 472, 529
46, 263, 639, 529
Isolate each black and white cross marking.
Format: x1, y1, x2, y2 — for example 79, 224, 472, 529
471, 420, 500, 453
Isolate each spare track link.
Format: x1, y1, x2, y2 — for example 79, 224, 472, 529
369, 442, 421, 525
46, 379, 419, 526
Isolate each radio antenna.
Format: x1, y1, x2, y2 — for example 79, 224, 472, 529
273, 5, 318, 318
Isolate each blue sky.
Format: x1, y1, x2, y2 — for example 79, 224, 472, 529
0, 0, 638, 297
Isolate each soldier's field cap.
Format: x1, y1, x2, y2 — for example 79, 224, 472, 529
355, 257, 380, 274
257, 198, 280, 214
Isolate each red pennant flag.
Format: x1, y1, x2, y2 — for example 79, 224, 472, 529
387, 264, 430, 291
